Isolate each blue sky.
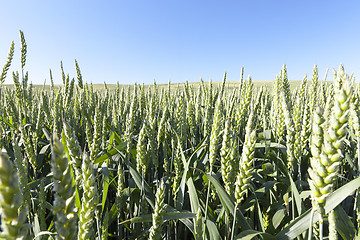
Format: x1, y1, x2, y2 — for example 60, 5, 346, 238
0, 0, 359, 85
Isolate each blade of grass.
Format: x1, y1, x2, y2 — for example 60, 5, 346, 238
187, 177, 200, 213
205, 173, 252, 230
206, 219, 221, 240
94, 142, 126, 165
236, 230, 276, 240
120, 210, 196, 225
288, 172, 305, 216
101, 162, 110, 213
176, 133, 207, 209
334, 205, 355, 239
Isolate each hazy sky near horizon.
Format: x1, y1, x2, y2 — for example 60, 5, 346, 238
0, 1, 359, 85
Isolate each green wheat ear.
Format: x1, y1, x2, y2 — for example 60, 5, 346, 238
19, 30, 27, 70
0, 40, 15, 84
75, 59, 83, 89
0, 153, 28, 239
149, 180, 166, 240
51, 136, 78, 239
234, 110, 256, 205
78, 152, 97, 240
63, 121, 83, 185
308, 66, 353, 215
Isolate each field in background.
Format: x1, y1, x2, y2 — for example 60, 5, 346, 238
3, 80, 304, 92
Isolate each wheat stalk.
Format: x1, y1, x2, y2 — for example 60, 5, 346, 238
149, 180, 166, 240
51, 136, 78, 239
308, 66, 352, 240
235, 110, 256, 205
78, 152, 97, 240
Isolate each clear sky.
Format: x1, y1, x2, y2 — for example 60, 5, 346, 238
0, 0, 359, 85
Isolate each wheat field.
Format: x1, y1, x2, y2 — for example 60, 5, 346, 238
1, 31, 360, 240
